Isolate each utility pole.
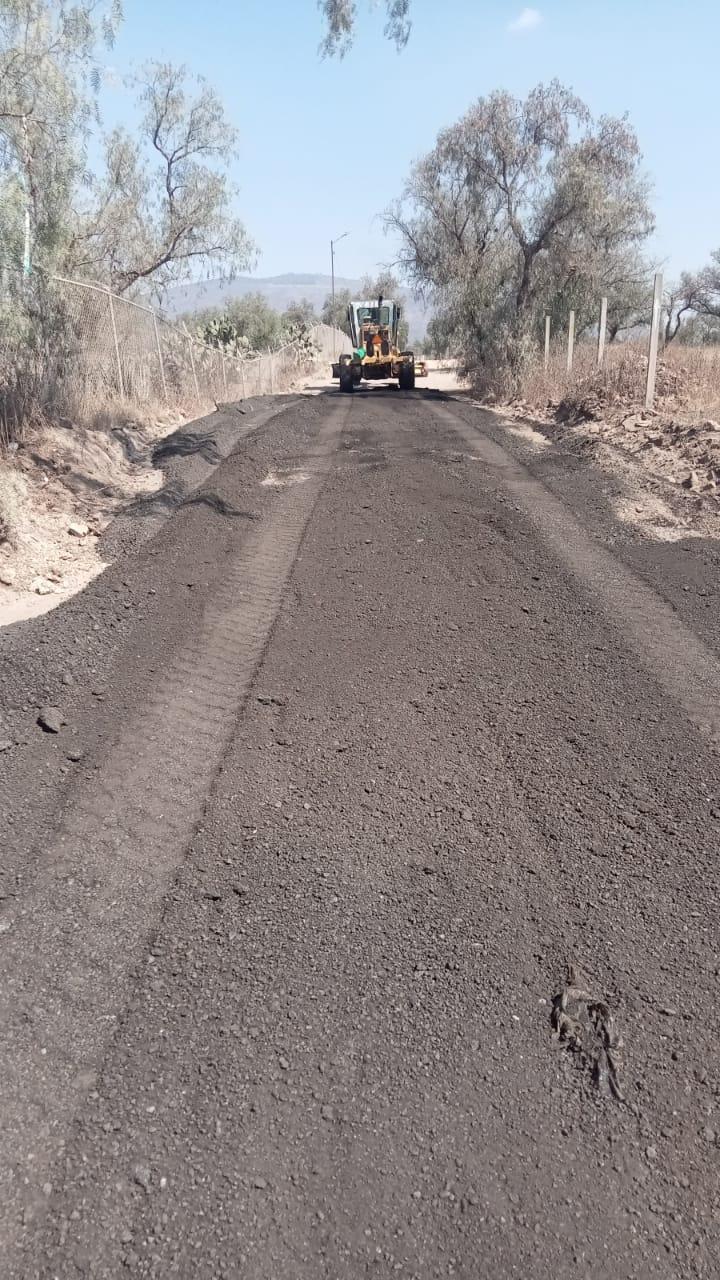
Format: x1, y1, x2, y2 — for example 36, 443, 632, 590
330, 231, 349, 358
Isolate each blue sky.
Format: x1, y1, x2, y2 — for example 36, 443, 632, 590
99, 0, 719, 285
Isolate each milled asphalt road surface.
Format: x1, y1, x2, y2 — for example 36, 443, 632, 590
1, 388, 719, 1278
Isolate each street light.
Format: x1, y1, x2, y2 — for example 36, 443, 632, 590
330, 231, 349, 358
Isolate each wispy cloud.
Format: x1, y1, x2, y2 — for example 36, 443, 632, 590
508, 7, 543, 33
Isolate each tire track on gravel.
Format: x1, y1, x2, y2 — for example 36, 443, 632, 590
435, 401, 720, 750
0, 401, 349, 1266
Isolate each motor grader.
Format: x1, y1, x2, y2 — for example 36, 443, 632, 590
332, 296, 416, 392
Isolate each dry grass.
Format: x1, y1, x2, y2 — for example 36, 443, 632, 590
0, 355, 48, 450
0, 467, 29, 548
515, 340, 720, 425
496, 338, 720, 534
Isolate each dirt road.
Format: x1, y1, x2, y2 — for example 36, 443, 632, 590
1, 388, 719, 1278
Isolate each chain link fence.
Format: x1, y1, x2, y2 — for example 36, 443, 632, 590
0, 267, 349, 441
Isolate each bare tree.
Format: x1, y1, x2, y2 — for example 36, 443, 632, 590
660, 251, 720, 344
319, 0, 411, 56
696, 249, 720, 319
663, 273, 704, 343
69, 62, 254, 295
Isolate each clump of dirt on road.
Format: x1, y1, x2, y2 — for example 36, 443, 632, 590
0, 409, 182, 623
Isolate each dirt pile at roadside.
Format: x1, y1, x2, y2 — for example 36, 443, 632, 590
493, 390, 720, 540
556, 410, 720, 495
0, 410, 180, 618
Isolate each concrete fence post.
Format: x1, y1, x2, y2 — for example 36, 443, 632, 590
566, 311, 576, 375
153, 314, 168, 403
107, 288, 125, 399
645, 272, 663, 412
187, 334, 200, 401
597, 297, 608, 368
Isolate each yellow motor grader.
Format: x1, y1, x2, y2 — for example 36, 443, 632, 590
332, 297, 416, 392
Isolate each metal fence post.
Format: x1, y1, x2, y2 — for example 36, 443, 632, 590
645, 272, 663, 412
597, 297, 608, 368
107, 288, 125, 398
153, 314, 168, 402
566, 311, 576, 375
544, 315, 551, 371
187, 334, 200, 400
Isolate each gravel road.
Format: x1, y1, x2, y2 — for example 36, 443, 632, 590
1, 387, 719, 1279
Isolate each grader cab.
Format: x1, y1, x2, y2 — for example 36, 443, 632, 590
333, 297, 415, 392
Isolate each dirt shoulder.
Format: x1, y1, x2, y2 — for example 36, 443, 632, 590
489, 396, 720, 542
0, 394, 306, 628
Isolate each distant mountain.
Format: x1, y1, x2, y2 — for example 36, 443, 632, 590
162, 273, 431, 341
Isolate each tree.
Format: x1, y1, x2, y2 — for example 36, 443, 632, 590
228, 293, 282, 350
189, 293, 284, 354
663, 272, 705, 343
68, 62, 254, 295
280, 298, 317, 350
281, 297, 316, 329
387, 82, 654, 391
0, 0, 122, 272
661, 250, 720, 344
321, 287, 353, 335
319, 0, 411, 56
696, 249, 720, 320
424, 312, 454, 359
675, 314, 720, 346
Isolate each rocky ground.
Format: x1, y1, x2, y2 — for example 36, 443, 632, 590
496, 361, 720, 544
1, 384, 719, 1278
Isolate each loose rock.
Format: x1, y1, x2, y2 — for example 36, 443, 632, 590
37, 706, 63, 734
132, 1164, 151, 1192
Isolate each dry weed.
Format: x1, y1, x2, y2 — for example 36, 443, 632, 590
514, 340, 720, 426
0, 467, 29, 548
